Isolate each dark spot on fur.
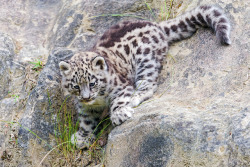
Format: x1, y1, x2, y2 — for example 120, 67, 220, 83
152, 35, 159, 43
137, 69, 145, 75
145, 64, 154, 69
217, 24, 228, 31
191, 16, 202, 27
218, 18, 227, 24
136, 47, 142, 54
139, 63, 145, 69
164, 27, 170, 36
100, 33, 108, 40
142, 37, 150, 44
143, 48, 150, 55
185, 17, 196, 29
142, 59, 149, 63
159, 32, 165, 40
132, 39, 138, 47
118, 102, 124, 105
197, 13, 207, 26
171, 25, 178, 32
200, 5, 211, 10
100, 78, 107, 83
118, 92, 125, 97
119, 119, 122, 124
213, 10, 221, 17
113, 106, 119, 111
162, 47, 167, 52
124, 93, 131, 97
137, 75, 144, 80
114, 78, 118, 86
124, 44, 130, 55
157, 49, 161, 55
206, 15, 212, 27
116, 51, 127, 63
127, 35, 135, 40
137, 58, 142, 64
117, 44, 122, 48
178, 21, 188, 32
147, 72, 153, 77
99, 21, 152, 48
119, 75, 127, 83
101, 51, 109, 60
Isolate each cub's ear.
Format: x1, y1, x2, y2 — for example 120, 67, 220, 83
91, 56, 107, 71
59, 61, 71, 75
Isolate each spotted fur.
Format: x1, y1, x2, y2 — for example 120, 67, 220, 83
59, 5, 231, 148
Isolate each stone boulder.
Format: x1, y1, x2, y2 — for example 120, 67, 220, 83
0, 32, 15, 99
104, 0, 250, 166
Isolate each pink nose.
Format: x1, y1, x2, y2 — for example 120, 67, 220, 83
82, 91, 90, 99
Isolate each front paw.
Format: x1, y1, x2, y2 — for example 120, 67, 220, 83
71, 131, 93, 149
130, 94, 141, 107
111, 106, 133, 126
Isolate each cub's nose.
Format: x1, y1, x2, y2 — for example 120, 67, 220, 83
77, 96, 91, 101
82, 98, 91, 102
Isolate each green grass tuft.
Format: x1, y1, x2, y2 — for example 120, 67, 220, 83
29, 59, 44, 71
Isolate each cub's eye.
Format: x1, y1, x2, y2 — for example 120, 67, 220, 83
89, 83, 95, 87
74, 85, 80, 89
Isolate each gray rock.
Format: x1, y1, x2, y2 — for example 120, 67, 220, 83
18, 48, 74, 150
48, 0, 153, 51
0, 32, 15, 100
105, 0, 250, 166
0, 32, 20, 156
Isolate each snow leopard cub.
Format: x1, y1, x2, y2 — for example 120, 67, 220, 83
59, 5, 231, 148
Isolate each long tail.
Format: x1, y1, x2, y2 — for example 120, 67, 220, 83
159, 5, 231, 45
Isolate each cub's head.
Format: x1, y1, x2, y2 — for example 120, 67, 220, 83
59, 52, 108, 105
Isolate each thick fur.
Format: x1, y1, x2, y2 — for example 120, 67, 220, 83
59, 5, 231, 148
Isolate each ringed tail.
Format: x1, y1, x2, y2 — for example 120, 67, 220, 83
159, 5, 231, 45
